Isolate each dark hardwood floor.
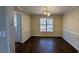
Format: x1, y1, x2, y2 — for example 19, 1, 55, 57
15, 42, 22, 52
15, 36, 78, 53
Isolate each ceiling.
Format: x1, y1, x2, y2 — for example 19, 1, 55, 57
20, 6, 77, 15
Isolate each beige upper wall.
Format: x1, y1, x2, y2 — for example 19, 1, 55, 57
31, 15, 62, 36
63, 7, 79, 33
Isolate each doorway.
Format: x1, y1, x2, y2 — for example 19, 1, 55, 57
14, 12, 22, 52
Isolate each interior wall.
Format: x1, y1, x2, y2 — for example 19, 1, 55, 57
21, 13, 31, 43
63, 7, 79, 51
31, 15, 62, 37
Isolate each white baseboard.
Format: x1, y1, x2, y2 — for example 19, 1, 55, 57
22, 36, 31, 43
32, 35, 62, 37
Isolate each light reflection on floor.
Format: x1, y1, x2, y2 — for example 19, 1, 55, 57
38, 39, 55, 52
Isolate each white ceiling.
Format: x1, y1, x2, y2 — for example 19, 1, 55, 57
20, 6, 77, 15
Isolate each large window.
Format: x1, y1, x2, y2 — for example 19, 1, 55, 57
40, 18, 53, 32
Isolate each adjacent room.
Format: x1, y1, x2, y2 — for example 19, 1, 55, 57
0, 6, 79, 53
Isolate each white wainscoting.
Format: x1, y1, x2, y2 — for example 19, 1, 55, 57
22, 30, 31, 43
63, 30, 79, 52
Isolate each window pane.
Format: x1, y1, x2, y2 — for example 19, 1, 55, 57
47, 25, 53, 32
40, 18, 46, 25
47, 19, 53, 25
40, 25, 46, 30
47, 18, 53, 32
40, 25, 46, 32
40, 18, 46, 32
